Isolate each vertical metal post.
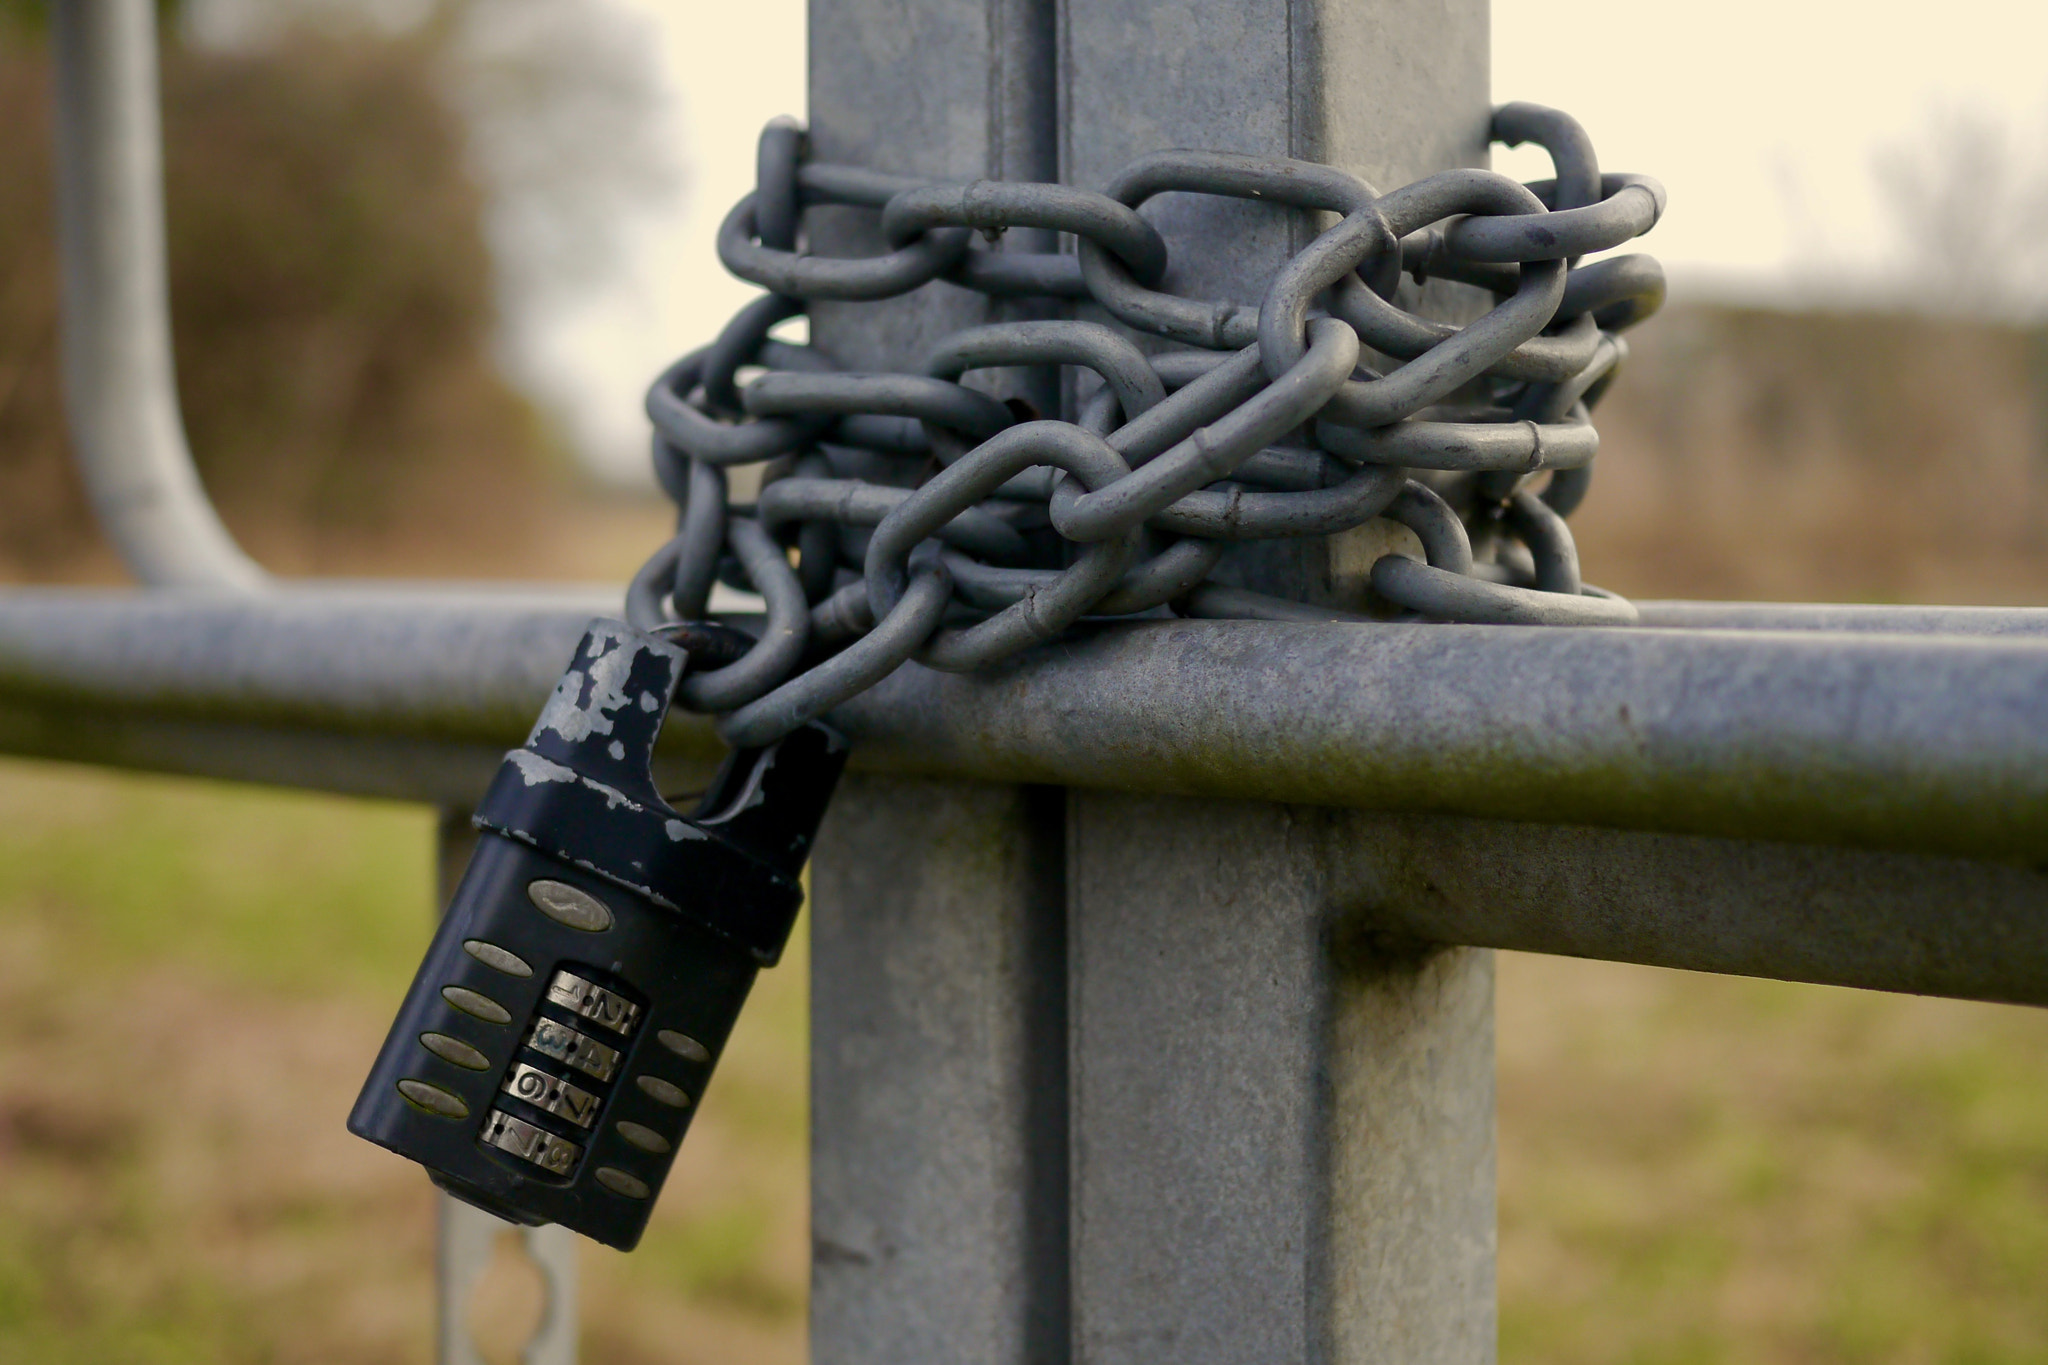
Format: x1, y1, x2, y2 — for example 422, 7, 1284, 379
810, 779, 1067, 1365
435, 814, 579, 1365
806, 6, 1068, 1364
1061, 3, 1495, 1359
1067, 798, 1495, 1363
808, 2, 1492, 1362
50, 0, 265, 589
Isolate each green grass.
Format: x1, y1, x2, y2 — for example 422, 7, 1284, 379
0, 757, 435, 1000
0, 754, 2043, 1363
1497, 959, 2048, 1365
0, 755, 808, 1365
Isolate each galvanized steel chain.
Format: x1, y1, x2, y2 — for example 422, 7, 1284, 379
629, 102, 1666, 746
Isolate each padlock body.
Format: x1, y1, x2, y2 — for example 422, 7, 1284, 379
349, 830, 758, 1250
349, 619, 844, 1249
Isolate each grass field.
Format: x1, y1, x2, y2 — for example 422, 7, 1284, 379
0, 755, 2041, 1362
0, 758, 806, 1364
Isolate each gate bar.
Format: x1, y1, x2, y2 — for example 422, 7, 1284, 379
1, 589, 2044, 861
51, 0, 263, 589
0, 591, 2040, 1012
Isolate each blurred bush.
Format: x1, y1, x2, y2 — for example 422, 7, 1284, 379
1577, 305, 2048, 605
0, 10, 557, 579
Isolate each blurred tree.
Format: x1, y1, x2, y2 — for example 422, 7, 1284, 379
0, 28, 75, 571
162, 28, 545, 535
1874, 103, 2048, 319
183, 0, 682, 381
0, 0, 670, 576
434, 0, 681, 324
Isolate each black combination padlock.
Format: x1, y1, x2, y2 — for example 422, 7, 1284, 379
349, 620, 845, 1250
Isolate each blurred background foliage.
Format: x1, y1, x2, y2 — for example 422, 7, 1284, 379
0, 0, 2044, 1361
0, 3, 550, 573
0, 0, 674, 579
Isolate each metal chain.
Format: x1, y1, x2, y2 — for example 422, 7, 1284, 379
628, 102, 1665, 747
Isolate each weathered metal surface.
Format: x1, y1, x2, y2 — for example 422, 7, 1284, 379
1069, 794, 1496, 1364
0, 707, 507, 808
1061, 3, 1497, 1359
809, 777, 1068, 1365
1634, 600, 2048, 637
0, 587, 609, 743
1325, 811, 2048, 1006
3, 590, 2047, 861
0, 588, 624, 807
831, 617, 2048, 862
805, 4, 1068, 1362
51, 0, 264, 589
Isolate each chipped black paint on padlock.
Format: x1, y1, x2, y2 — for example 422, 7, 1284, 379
348, 620, 845, 1250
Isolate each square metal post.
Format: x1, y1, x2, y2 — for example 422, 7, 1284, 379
808, 1, 1495, 1361
807, 7, 1068, 1363
1059, 4, 1495, 1359
1067, 797, 1495, 1363
810, 779, 1068, 1364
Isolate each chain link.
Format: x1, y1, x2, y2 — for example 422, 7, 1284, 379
628, 103, 1665, 747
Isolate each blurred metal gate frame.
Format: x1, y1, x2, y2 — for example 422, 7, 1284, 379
17, 0, 2048, 1361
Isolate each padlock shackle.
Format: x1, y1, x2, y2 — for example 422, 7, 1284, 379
473, 619, 846, 965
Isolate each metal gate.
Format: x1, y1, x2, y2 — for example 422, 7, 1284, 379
6, 0, 2046, 1361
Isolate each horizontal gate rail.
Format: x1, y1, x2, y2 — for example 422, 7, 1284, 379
1323, 812, 2048, 1007
1627, 600, 2048, 637
3, 588, 2045, 864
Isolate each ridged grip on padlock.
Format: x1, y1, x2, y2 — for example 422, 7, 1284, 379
348, 834, 757, 1249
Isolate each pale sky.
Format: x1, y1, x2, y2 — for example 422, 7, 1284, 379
533, 0, 2048, 481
